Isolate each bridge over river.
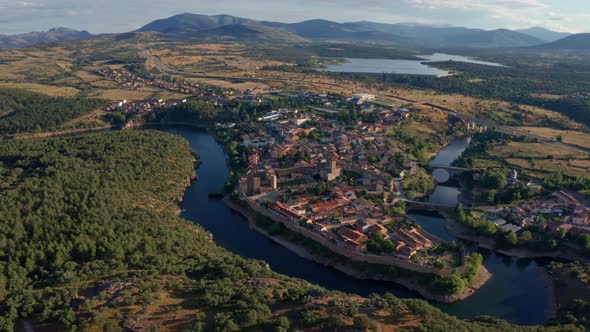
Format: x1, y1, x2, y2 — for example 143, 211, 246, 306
402, 199, 457, 213
428, 163, 476, 183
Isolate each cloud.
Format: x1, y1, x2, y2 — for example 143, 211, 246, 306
0, 0, 585, 34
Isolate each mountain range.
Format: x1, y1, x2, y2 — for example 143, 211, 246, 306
532, 33, 590, 51
136, 13, 547, 48
1, 13, 588, 51
0, 27, 93, 48
516, 27, 571, 42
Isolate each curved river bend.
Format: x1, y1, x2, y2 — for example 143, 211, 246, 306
165, 128, 551, 326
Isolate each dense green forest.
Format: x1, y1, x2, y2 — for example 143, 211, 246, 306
0, 88, 105, 134
0, 130, 582, 331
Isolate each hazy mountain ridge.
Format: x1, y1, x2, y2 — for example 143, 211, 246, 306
195, 23, 306, 43
351, 21, 545, 47
137, 14, 548, 48
516, 27, 571, 42
137, 13, 254, 33
531, 33, 590, 51
0, 27, 93, 48
0, 14, 583, 50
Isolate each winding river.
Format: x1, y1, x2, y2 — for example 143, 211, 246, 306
165, 128, 551, 326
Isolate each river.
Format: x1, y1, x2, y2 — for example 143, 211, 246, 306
165, 128, 550, 326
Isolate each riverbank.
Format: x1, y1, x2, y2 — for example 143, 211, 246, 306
444, 215, 590, 262
224, 196, 491, 303
540, 269, 558, 320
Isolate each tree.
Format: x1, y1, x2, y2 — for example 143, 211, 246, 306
520, 231, 533, 243
505, 232, 518, 246
486, 190, 497, 204
477, 221, 497, 236
275, 316, 290, 332
353, 315, 376, 330
455, 204, 467, 224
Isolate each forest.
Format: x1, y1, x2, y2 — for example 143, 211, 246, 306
0, 88, 105, 134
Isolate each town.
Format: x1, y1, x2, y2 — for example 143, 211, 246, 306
98, 61, 590, 272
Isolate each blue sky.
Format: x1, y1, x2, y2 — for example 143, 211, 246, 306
0, 0, 588, 34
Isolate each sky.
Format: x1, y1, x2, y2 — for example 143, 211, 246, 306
0, 0, 588, 35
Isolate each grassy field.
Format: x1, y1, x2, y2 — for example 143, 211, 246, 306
0, 82, 80, 97
86, 88, 157, 101
490, 142, 590, 178
517, 126, 590, 150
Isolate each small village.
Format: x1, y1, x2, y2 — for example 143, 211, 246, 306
229, 93, 465, 272
485, 196, 590, 237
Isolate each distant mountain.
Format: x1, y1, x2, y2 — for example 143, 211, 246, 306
351, 21, 544, 48
516, 27, 570, 43
138, 14, 544, 48
533, 33, 590, 51
0, 14, 539, 49
195, 23, 306, 43
137, 13, 253, 33
263, 19, 409, 44
0, 28, 93, 48
443, 29, 544, 48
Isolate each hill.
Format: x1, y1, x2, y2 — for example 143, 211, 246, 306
533, 33, 590, 51
137, 13, 253, 33
195, 23, 306, 43
352, 21, 544, 48
516, 27, 571, 43
264, 19, 409, 44
137, 14, 545, 48
443, 28, 544, 48
0, 27, 93, 48
137, 13, 304, 43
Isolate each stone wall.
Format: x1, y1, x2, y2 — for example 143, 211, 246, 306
239, 187, 461, 276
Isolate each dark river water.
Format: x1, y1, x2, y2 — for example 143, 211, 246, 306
164, 128, 550, 326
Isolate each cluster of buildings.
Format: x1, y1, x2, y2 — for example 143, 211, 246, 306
486, 195, 590, 237
96, 67, 223, 100
235, 97, 451, 264
106, 98, 186, 114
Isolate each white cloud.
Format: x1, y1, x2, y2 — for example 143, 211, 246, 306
0, 0, 586, 34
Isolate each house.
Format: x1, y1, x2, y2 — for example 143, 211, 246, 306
368, 223, 388, 237
493, 218, 507, 227
311, 200, 342, 214
395, 243, 416, 259
353, 198, 375, 211
356, 219, 378, 233
352, 93, 376, 102
242, 134, 276, 148
270, 202, 302, 223
338, 227, 369, 244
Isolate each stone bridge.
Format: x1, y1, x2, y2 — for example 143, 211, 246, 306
430, 164, 475, 183
403, 200, 456, 213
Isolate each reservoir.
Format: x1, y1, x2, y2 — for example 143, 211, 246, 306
164, 128, 550, 326
321, 53, 503, 75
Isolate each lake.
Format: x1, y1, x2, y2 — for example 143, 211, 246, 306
321, 53, 503, 75
164, 128, 550, 326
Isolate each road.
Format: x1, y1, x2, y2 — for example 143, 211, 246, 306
143, 49, 590, 155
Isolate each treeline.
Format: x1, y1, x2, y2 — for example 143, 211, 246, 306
546, 262, 590, 329
0, 88, 105, 134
